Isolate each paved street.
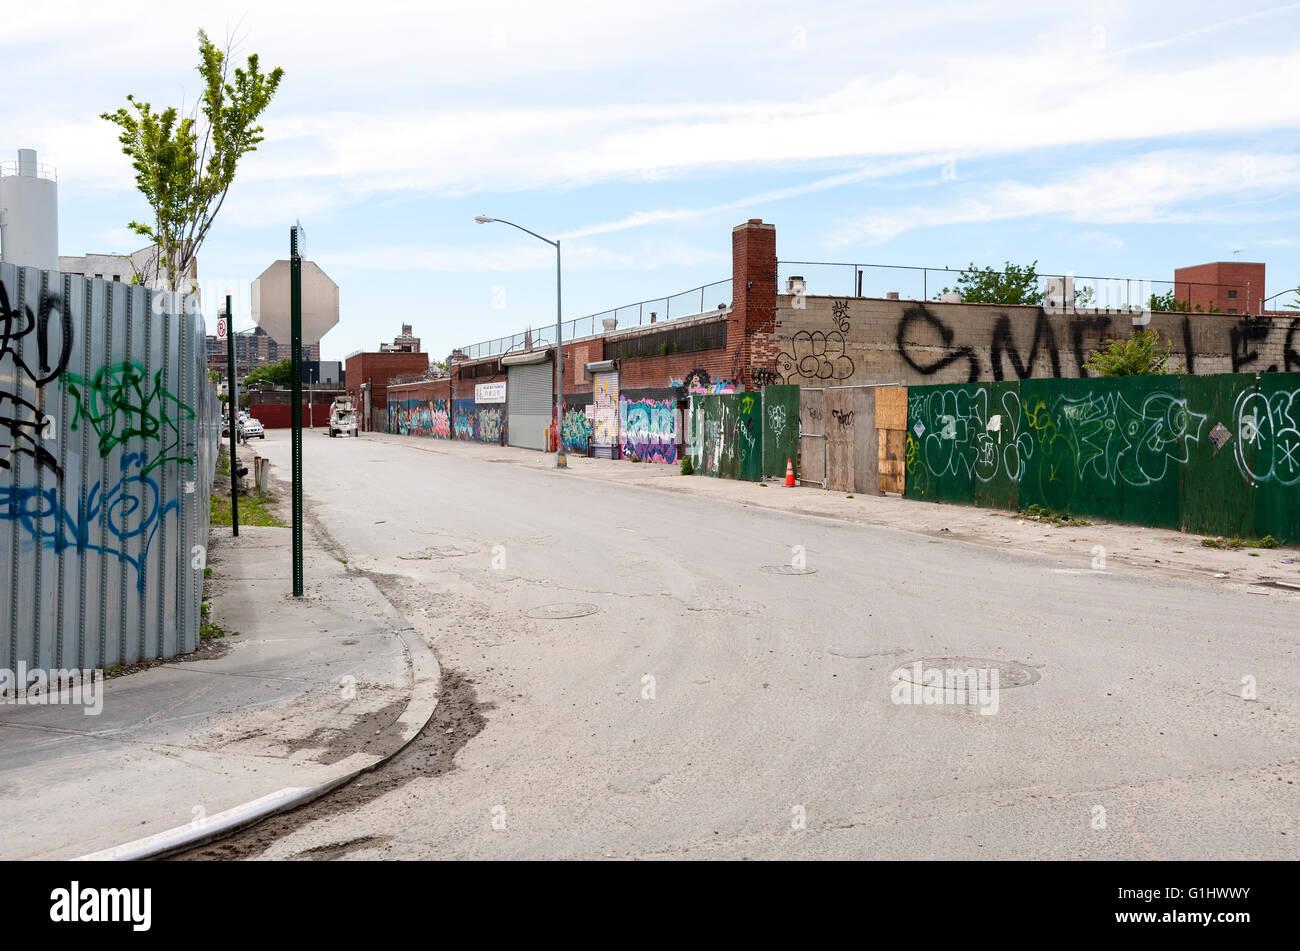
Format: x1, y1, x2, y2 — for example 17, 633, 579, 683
210, 428, 1299, 860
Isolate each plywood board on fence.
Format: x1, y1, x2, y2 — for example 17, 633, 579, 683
852, 387, 882, 495
875, 385, 907, 431
880, 429, 906, 494
824, 389, 852, 492
876, 385, 907, 494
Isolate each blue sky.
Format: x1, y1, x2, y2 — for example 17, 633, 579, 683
6, 0, 1300, 360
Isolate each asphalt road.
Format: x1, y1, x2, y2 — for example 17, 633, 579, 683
239, 428, 1298, 860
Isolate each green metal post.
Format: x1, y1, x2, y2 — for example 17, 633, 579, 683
226, 293, 239, 536
291, 228, 304, 597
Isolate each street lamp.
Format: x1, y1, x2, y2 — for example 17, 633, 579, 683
475, 214, 566, 469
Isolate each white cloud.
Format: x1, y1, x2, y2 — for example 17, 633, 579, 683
831, 151, 1300, 244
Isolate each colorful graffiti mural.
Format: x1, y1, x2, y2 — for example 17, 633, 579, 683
477, 407, 504, 443
620, 396, 676, 463
562, 406, 590, 454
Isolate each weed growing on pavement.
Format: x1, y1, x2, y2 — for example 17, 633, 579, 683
680, 456, 694, 475
1201, 535, 1285, 550
1020, 504, 1092, 527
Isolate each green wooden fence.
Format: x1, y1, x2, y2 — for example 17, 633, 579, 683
904, 372, 1300, 539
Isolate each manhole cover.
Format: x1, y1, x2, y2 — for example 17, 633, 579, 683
760, 565, 818, 575
894, 656, 1041, 688
524, 602, 600, 619
828, 644, 907, 659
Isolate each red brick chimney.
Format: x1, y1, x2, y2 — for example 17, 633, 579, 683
731, 219, 777, 382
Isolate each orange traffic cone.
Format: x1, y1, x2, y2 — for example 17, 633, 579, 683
784, 458, 795, 487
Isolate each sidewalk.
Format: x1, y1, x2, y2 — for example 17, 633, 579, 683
0, 461, 439, 860
365, 431, 1300, 599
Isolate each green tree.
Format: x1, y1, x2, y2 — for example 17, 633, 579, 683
243, 358, 292, 388
102, 31, 284, 291
1147, 290, 1221, 313
1083, 329, 1185, 377
936, 261, 1044, 306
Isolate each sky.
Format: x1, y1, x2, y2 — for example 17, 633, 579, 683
4, 0, 1300, 361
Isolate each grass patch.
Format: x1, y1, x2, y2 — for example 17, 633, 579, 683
1020, 504, 1091, 527
1201, 535, 1285, 550
211, 491, 286, 527
216, 450, 231, 478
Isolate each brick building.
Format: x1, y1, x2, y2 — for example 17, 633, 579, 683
344, 350, 430, 431
1173, 261, 1264, 315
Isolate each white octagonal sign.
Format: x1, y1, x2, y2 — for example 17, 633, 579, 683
251, 259, 339, 346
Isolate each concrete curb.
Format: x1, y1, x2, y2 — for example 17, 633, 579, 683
76, 596, 441, 861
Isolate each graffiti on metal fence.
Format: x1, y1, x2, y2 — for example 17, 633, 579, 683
908, 387, 1030, 484
1025, 390, 1206, 491
620, 397, 675, 463
1234, 388, 1300, 486
1, 283, 73, 387
1, 451, 178, 593
64, 362, 196, 475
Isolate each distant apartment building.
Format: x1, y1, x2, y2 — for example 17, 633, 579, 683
380, 323, 421, 353
206, 324, 321, 378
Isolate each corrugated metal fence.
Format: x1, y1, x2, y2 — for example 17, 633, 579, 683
1, 263, 218, 674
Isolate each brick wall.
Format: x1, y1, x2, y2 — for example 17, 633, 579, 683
774, 293, 1300, 385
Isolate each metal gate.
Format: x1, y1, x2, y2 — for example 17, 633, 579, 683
507, 361, 552, 451
590, 371, 619, 459
798, 388, 827, 487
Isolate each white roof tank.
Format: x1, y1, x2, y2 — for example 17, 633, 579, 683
0, 149, 59, 271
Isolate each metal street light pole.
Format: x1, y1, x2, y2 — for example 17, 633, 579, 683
475, 215, 566, 469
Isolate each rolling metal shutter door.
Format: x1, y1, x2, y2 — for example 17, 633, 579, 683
507, 362, 552, 450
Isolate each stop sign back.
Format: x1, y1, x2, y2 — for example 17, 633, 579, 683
251, 260, 340, 346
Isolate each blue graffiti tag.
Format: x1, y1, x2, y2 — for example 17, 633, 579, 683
0, 451, 177, 592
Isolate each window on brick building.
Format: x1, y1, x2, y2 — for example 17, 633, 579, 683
1227, 290, 1237, 299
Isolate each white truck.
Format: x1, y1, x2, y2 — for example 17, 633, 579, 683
329, 396, 358, 438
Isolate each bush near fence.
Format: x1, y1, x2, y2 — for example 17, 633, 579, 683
903, 372, 1300, 539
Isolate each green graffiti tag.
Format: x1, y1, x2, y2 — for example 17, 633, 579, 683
64, 362, 195, 474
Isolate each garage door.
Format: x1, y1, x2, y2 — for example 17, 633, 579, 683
507, 361, 553, 451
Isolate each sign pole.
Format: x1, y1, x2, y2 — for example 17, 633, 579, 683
225, 294, 239, 536
290, 228, 304, 598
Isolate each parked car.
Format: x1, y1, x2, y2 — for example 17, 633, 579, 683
240, 417, 265, 440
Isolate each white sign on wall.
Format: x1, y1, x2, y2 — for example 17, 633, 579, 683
475, 381, 507, 403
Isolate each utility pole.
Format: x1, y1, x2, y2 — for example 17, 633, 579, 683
225, 294, 239, 536
290, 227, 304, 598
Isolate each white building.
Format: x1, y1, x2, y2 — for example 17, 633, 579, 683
59, 244, 197, 292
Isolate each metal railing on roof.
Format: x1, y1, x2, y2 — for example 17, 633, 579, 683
458, 278, 732, 361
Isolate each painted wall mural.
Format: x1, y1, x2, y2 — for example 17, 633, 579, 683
1, 263, 217, 672
561, 405, 591, 454
620, 396, 676, 463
